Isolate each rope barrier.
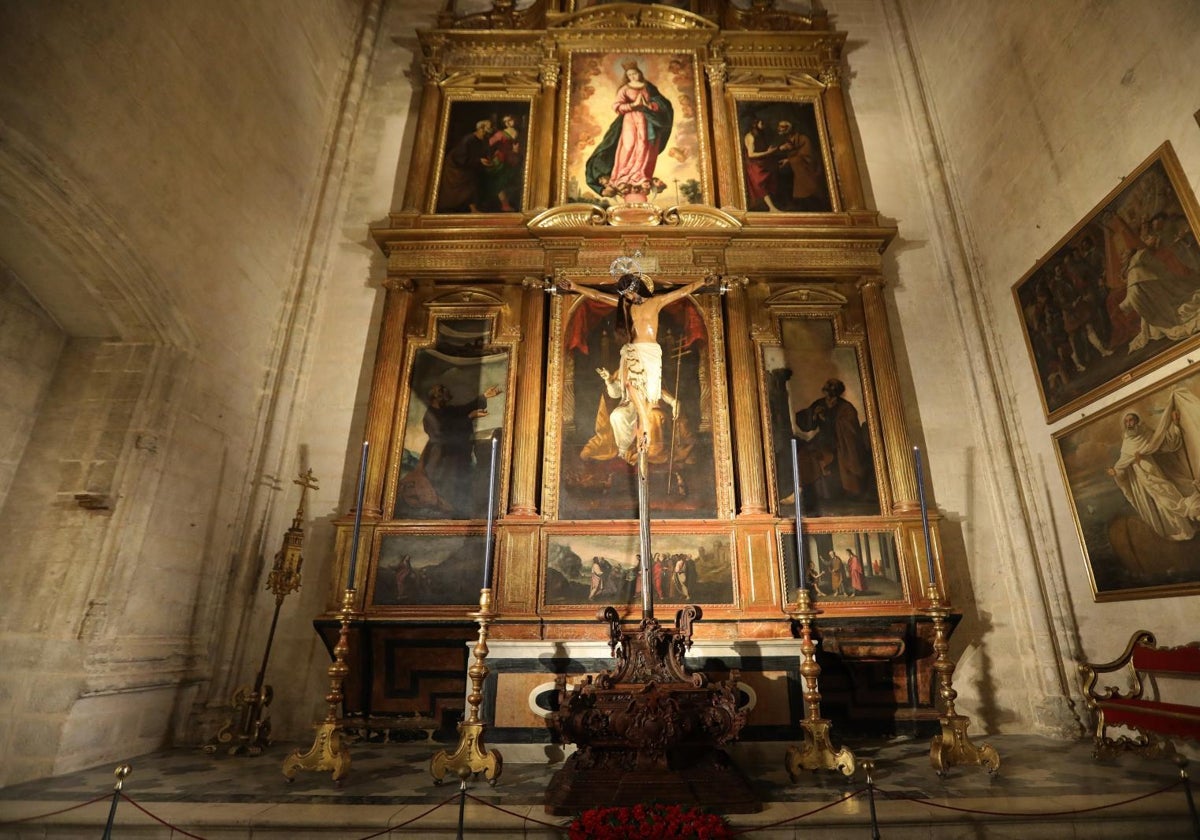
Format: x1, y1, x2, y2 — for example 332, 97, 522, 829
462, 791, 569, 831
1, 771, 1192, 838
876, 778, 1182, 818
0, 793, 108, 826
729, 789, 868, 835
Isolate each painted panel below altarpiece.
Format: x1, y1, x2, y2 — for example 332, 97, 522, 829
542, 531, 736, 611
370, 532, 489, 609
779, 528, 907, 609
545, 292, 729, 520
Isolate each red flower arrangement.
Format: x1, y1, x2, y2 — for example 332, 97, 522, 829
568, 803, 733, 840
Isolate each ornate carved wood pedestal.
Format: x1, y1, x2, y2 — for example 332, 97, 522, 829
545, 606, 761, 815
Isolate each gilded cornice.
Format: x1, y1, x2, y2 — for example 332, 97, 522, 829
551, 6, 718, 32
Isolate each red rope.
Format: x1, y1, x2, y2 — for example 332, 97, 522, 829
463, 790, 571, 830
352, 790, 462, 839
730, 788, 869, 835
1, 776, 1184, 838
0, 793, 109, 826
117, 794, 208, 839
877, 778, 1183, 818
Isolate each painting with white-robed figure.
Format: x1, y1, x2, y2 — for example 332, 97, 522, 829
1055, 364, 1200, 600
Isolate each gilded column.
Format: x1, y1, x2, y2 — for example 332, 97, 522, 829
402, 37, 447, 212
704, 49, 736, 208
532, 40, 561, 211
859, 277, 918, 511
361, 276, 413, 517
724, 282, 768, 516
820, 64, 866, 213
509, 285, 545, 517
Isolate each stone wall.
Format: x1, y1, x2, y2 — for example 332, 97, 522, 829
0, 271, 64, 512
896, 0, 1200, 684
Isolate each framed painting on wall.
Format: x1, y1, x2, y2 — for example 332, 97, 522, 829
1013, 142, 1200, 421
541, 531, 736, 610
392, 316, 511, 520
560, 50, 711, 209
1053, 362, 1200, 601
734, 97, 835, 213
779, 528, 906, 609
431, 98, 532, 214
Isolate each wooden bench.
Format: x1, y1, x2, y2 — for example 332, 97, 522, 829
1078, 630, 1200, 759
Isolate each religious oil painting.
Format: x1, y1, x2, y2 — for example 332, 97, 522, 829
1013, 143, 1200, 422
542, 532, 735, 609
371, 533, 488, 607
1053, 363, 1200, 601
553, 287, 720, 520
735, 99, 833, 213
780, 530, 905, 608
394, 318, 509, 520
432, 99, 531, 214
761, 317, 880, 518
561, 51, 708, 210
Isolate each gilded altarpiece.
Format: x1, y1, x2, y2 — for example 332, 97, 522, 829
319, 0, 953, 740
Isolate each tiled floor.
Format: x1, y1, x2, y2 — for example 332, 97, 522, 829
0, 734, 1193, 838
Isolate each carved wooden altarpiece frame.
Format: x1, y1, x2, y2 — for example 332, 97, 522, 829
330, 0, 955, 741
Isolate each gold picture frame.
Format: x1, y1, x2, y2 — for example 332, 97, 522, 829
1053, 360, 1200, 601
1013, 142, 1200, 422
558, 47, 714, 210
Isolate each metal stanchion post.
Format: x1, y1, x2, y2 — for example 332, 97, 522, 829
99, 764, 131, 840
1178, 757, 1199, 840
864, 759, 881, 840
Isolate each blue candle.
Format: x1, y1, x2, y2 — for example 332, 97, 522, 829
482, 430, 501, 590
346, 441, 369, 590
790, 437, 807, 592
913, 446, 936, 585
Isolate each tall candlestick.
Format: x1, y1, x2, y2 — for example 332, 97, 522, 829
481, 430, 501, 590
913, 446, 936, 585
790, 438, 807, 592
346, 441, 369, 590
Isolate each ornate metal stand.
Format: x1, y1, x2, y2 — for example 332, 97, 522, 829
785, 589, 856, 779
207, 470, 316, 756
545, 605, 758, 814
926, 584, 1000, 775
430, 588, 503, 785
282, 587, 355, 783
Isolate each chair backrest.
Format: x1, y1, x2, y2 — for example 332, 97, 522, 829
1130, 641, 1200, 677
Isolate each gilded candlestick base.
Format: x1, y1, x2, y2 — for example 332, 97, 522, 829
930, 714, 1000, 776
430, 720, 502, 785
925, 585, 1000, 776
281, 720, 351, 782
430, 588, 503, 786
203, 684, 273, 756
785, 589, 856, 779
787, 718, 857, 779
281, 588, 356, 784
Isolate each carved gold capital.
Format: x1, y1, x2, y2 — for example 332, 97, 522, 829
819, 63, 842, 87
383, 277, 415, 293
704, 59, 728, 87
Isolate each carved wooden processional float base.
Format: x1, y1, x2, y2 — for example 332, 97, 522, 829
545, 605, 761, 815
